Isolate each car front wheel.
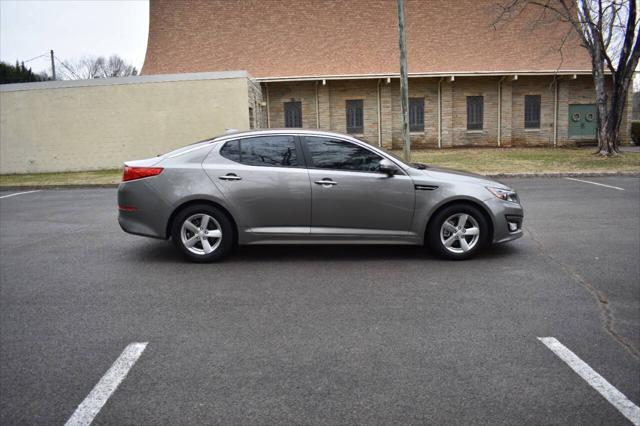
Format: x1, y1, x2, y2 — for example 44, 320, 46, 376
171, 204, 233, 262
428, 204, 489, 260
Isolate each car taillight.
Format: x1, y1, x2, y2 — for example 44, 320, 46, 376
122, 166, 164, 182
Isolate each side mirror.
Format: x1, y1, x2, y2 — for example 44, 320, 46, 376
379, 159, 398, 177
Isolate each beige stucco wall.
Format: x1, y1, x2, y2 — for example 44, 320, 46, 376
0, 74, 252, 174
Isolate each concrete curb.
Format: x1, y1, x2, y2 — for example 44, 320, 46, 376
1, 171, 638, 192
0, 184, 119, 191
485, 171, 640, 178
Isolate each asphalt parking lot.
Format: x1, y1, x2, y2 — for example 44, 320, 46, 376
1, 176, 638, 425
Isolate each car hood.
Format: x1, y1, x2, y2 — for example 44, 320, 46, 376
417, 166, 509, 189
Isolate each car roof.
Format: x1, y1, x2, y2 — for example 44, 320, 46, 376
212, 128, 361, 142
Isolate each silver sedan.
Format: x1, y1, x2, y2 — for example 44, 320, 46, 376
118, 129, 523, 262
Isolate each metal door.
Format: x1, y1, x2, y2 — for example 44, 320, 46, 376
302, 136, 415, 234
203, 135, 311, 232
569, 104, 597, 139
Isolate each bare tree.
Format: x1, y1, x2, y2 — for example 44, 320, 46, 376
102, 55, 138, 77
495, 0, 639, 156
57, 55, 137, 80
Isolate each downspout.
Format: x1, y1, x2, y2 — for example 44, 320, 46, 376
553, 76, 558, 148
377, 79, 382, 147
265, 82, 270, 128
315, 80, 320, 128
497, 76, 506, 147
437, 77, 444, 149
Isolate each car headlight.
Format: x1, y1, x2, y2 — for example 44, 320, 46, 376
486, 186, 519, 204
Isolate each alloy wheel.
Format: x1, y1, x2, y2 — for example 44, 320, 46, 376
180, 213, 222, 255
439, 213, 480, 254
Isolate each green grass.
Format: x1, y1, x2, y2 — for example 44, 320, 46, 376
0, 148, 638, 187
0, 169, 121, 187
389, 147, 640, 175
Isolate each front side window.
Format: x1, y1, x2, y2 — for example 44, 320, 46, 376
467, 96, 483, 130
220, 136, 297, 167
284, 101, 302, 127
524, 95, 541, 129
409, 97, 425, 131
304, 136, 382, 172
346, 100, 364, 134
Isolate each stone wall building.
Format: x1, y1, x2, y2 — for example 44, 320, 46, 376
142, 0, 632, 148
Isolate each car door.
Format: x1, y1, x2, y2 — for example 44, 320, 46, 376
301, 135, 415, 236
203, 135, 311, 234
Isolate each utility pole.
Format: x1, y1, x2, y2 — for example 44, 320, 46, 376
50, 50, 56, 80
397, 0, 410, 162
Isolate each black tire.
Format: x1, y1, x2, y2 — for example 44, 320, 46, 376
427, 203, 490, 260
171, 204, 234, 262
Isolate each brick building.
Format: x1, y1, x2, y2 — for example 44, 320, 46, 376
142, 0, 631, 148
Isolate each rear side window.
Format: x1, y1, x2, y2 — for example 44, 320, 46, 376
220, 140, 240, 162
303, 136, 382, 172
220, 136, 298, 167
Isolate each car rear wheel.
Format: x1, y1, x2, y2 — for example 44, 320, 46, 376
171, 204, 233, 262
427, 204, 489, 260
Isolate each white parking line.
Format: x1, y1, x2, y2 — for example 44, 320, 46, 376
0, 190, 41, 199
565, 177, 625, 191
65, 342, 148, 426
538, 337, 640, 425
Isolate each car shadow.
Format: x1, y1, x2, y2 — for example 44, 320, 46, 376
127, 239, 521, 264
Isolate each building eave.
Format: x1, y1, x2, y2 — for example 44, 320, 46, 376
0, 71, 251, 93
256, 70, 595, 83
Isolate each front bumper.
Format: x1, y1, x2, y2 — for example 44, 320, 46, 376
484, 198, 524, 244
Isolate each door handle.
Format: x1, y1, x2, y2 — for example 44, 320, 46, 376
219, 173, 242, 181
314, 179, 338, 187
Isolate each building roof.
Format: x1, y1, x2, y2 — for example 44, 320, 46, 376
142, 0, 592, 80
0, 71, 249, 92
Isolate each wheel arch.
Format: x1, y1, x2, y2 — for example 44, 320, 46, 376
424, 198, 494, 243
166, 198, 239, 243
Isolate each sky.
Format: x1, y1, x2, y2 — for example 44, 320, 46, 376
0, 0, 149, 75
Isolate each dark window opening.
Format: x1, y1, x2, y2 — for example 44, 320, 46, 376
525, 95, 541, 129
220, 139, 241, 163
467, 96, 483, 130
220, 136, 297, 167
346, 100, 364, 134
284, 101, 302, 127
409, 97, 425, 131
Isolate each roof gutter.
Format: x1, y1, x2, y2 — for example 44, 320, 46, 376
254, 70, 594, 83
553, 75, 559, 148
377, 79, 382, 147
437, 77, 444, 149
497, 76, 507, 147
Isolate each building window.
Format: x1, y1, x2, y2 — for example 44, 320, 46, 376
409, 98, 425, 132
525, 95, 541, 129
467, 96, 483, 130
284, 101, 302, 127
346, 100, 364, 134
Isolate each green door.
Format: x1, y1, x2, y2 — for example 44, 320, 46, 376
569, 104, 597, 139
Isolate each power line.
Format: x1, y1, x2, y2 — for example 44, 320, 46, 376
21, 53, 49, 63
53, 55, 81, 80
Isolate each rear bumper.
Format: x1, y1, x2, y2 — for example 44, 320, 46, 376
117, 180, 171, 239
485, 198, 524, 244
